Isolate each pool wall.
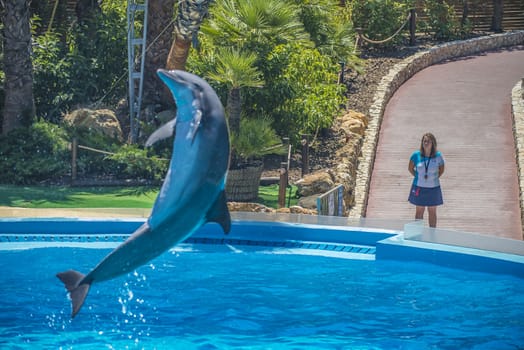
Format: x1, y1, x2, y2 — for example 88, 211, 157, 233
1, 217, 523, 278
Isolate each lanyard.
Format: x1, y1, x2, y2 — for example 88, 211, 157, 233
423, 156, 431, 179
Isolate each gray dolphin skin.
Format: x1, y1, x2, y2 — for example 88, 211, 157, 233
57, 69, 231, 318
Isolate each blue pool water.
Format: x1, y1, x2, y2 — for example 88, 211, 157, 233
1, 243, 523, 349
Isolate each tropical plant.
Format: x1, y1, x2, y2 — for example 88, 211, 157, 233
198, 0, 311, 144
166, 0, 211, 71
230, 116, 283, 164
206, 48, 263, 137
200, 0, 311, 58
294, 0, 361, 70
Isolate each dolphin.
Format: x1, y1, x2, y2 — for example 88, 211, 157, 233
57, 69, 231, 318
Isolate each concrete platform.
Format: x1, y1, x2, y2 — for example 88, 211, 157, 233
366, 46, 524, 240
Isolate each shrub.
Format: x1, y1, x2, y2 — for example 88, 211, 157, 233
267, 44, 345, 143
108, 145, 168, 182
0, 122, 70, 184
422, 0, 463, 40
350, 0, 413, 46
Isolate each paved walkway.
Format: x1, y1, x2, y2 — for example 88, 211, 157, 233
366, 47, 524, 240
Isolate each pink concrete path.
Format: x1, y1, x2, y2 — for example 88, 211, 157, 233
365, 46, 524, 239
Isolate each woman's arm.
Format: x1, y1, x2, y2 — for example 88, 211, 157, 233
408, 160, 415, 177
439, 164, 445, 177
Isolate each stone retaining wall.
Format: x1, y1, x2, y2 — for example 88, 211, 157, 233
348, 30, 524, 218
512, 79, 524, 233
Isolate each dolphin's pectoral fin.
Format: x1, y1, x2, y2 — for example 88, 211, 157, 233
57, 270, 91, 319
188, 108, 202, 143
145, 118, 177, 147
206, 190, 231, 234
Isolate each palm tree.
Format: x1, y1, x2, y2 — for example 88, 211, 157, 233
201, 0, 310, 57
207, 48, 263, 138
166, 0, 211, 71
142, 0, 176, 108
1, 0, 35, 135
142, 0, 210, 113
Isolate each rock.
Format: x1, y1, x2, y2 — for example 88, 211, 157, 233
227, 202, 275, 213
295, 170, 335, 197
64, 108, 124, 142
292, 112, 365, 216
338, 110, 368, 138
297, 195, 318, 210
279, 206, 317, 215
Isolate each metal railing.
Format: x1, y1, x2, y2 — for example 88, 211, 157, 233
317, 184, 345, 217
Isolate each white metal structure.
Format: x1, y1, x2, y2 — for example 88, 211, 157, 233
127, 0, 148, 143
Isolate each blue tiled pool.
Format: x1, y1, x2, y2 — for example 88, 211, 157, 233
0, 214, 523, 349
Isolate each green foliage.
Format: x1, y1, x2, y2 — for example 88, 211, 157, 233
31, 5, 128, 123
293, 0, 362, 70
201, 0, 311, 59
350, 0, 413, 46
207, 48, 264, 90
421, 0, 465, 40
0, 121, 70, 184
108, 145, 168, 182
32, 31, 73, 123
66, 9, 128, 105
230, 116, 284, 165
270, 44, 345, 142
196, 0, 356, 149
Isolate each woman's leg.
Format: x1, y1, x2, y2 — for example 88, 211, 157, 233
415, 206, 425, 220
428, 206, 437, 227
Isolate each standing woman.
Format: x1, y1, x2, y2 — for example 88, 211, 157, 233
408, 133, 445, 227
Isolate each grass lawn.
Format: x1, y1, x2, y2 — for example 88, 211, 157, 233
0, 184, 298, 209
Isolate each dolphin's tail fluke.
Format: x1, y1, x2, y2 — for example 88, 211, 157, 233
57, 270, 91, 318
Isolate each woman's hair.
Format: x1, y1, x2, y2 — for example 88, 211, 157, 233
419, 132, 437, 157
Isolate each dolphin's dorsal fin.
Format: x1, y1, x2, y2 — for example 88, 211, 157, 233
206, 190, 231, 234
145, 118, 177, 147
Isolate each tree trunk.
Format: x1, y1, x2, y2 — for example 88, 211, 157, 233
166, 34, 192, 71
227, 88, 242, 137
166, 0, 211, 71
461, 0, 469, 28
142, 0, 176, 109
2, 0, 35, 135
491, 0, 503, 32
75, 0, 101, 23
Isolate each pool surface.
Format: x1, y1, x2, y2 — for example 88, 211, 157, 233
1, 214, 523, 349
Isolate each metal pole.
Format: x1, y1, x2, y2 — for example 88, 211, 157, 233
278, 162, 288, 208
338, 61, 346, 84
71, 137, 78, 184
301, 134, 309, 177
409, 8, 416, 46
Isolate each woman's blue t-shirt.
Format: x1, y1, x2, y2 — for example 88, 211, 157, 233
410, 150, 445, 188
